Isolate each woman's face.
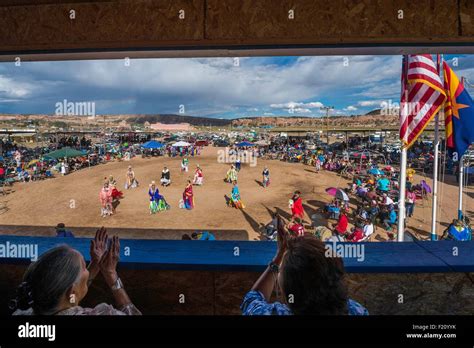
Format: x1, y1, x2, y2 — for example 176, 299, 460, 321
70, 252, 89, 305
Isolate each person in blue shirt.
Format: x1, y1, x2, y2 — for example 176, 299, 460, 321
55, 223, 74, 238
441, 219, 472, 241
376, 175, 390, 192
241, 215, 368, 316
382, 207, 397, 233
191, 231, 216, 241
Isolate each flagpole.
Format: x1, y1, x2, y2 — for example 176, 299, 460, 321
430, 54, 442, 241
431, 111, 441, 240
458, 75, 466, 221
397, 55, 409, 242
458, 155, 464, 220
397, 144, 407, 242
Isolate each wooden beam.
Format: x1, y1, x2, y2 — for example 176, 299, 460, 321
0, 0, 205, 52
460, 0, 474, 36
206, 0, 460, 44
0, 0, 471, 55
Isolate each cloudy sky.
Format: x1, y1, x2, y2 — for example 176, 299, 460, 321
0, 54, 472, 119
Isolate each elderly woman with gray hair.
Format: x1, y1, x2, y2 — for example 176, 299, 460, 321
10, 227, 141, 315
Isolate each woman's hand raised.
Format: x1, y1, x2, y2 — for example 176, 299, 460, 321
90, 226, 108, 265
100, 235, 120, 287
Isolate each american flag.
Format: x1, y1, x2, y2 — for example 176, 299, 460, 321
399, 54, 446, 148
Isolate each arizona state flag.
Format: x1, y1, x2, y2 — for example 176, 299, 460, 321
443, 61, 474, 158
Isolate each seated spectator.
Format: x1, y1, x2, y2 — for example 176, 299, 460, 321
365, 188, 378, 203
313, 225, 333, 241
241, 216, 368, 315
325, 199, 341, 220
10, 227, 141, 315
382, 208, 397, 233
20, 170, 30, 182
376, 175, 390, 193
287, 216, 305, 237
191, 231, 216, 240
346, 227, 365, 242
350, 178, 362, 193
356, 205, 369, 221
355, 185, 368, 198
264, 213, 278, 241
368, 200, 380, 222
367, 176, 375, 187
381, 193, 395, 210
441, 219, 472, 241
332, 210, 348, 235
326, 229, 345, 243
55, 223, 74, 238
347, 218, 374, 242
363, 219, 375, 239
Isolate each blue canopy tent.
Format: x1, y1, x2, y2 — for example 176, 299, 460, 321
141, 140, 165, 149
236, 141, 255, 147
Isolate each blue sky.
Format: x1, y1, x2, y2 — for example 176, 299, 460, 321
0, 54, 472, 119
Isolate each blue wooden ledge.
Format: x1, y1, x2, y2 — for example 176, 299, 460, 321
0, 235, 472, 273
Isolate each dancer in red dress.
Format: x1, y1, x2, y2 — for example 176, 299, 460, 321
107, 175, 123, 200
193, 165, 204, 186
290, 191, 304, 219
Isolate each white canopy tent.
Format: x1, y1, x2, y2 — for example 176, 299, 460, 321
171, 141, 191, 147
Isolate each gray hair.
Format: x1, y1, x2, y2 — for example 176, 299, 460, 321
11, 245, 82, 315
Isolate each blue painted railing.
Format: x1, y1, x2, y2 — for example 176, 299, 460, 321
0, 235, 472, 273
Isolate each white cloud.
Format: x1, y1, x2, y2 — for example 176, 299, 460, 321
303, 101, 324, 108
293, 108, 312, 113
270, 101, 323, 109
357, 100, 384, 107
0, 76, 32, 98
0, 54, 410, 117
344, 105, 358, 111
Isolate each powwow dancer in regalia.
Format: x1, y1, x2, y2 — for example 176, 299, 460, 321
181, 157, 189, 173
193, 165, 204, 186
125, 165, 139, 189
182, 179, 194, 210
224, 164, 238, 183
262, 166, 270, 188
99, 182, 113, 217
228, 181, 245, 209
148, 181, 169, 214
160, 167, 171, 186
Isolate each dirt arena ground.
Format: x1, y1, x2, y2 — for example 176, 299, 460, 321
0, 147, 472, 241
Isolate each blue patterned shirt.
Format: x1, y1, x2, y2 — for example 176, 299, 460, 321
241, 290, 369, 315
